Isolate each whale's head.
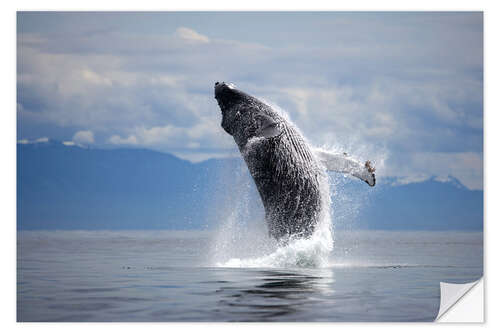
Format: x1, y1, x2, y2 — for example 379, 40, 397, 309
214, 82, 280, 146
214, 82, 253, 136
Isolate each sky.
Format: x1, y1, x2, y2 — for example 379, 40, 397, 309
16, 12, 483, 189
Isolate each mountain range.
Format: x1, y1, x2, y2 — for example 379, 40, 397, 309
17, 141, 483, 231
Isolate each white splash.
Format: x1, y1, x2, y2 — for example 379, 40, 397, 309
217, 219, 333, 268
210, 104, 335, 269
212, 168, 334, 268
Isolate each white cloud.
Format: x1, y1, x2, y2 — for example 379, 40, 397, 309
17, 14, 483, 188
80, 69, 113, 86
16, 137, 50, 144
108, 134, 138, 145
73, 130, 94, 146
390, 174, 434, 186
172, 151, 240, 163
107, 122, 233, 151
175, 27, 210, 44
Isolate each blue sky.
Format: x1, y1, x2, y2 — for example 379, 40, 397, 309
17, 12, 483, 189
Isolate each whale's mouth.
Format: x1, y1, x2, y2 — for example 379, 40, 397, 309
215, 82, 241, 135
214, 82, 228, 111
214, 81, 250, 110
214, 81, 247, 132
214, 81, 234, 100
214, 81, 236, 96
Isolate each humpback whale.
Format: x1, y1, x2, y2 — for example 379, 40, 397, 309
214, 82, 375, 241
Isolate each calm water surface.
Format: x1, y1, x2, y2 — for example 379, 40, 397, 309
17, 230, 483, 322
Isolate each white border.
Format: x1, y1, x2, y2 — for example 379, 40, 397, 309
4, 0, 497, 331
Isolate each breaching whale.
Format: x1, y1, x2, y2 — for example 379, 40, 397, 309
214, 82, 375, 241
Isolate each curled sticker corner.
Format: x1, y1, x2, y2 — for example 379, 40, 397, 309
436, 278, 483, 321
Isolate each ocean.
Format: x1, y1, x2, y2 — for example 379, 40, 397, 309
17, 229, 482, 322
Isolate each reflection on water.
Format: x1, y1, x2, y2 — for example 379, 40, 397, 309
213, 269, 335, 321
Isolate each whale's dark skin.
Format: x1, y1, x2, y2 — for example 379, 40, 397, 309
214, 82, 325, 241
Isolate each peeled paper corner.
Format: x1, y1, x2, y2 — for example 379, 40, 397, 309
435, 278, 483, 322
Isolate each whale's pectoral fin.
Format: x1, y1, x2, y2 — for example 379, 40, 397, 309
315, 149, 376, 187
255, 114, 282, 138
363, 161, 376, 187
